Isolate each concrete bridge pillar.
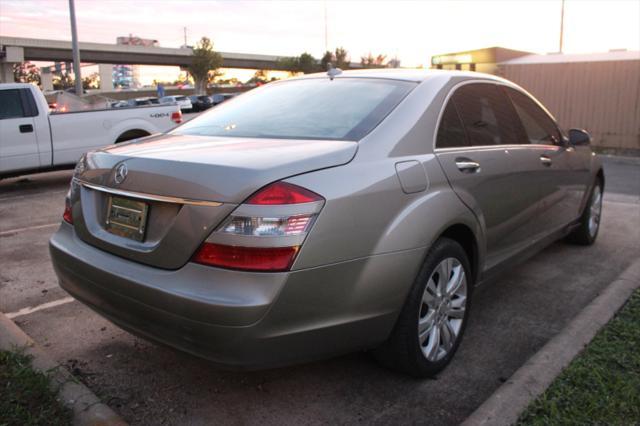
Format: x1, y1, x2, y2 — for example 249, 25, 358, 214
98, 64, 114, 91
0, 45, 24, 83
41, 67, 54, 91
0, 63, 13, 83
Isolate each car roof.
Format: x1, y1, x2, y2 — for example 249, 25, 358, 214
289, 68, 509, 84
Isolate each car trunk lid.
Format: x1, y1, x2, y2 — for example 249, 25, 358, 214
71, 134, 356, 269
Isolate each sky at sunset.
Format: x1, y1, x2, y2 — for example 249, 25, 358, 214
1, 0, 639, 84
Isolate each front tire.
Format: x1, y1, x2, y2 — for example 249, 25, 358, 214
374, 238, 473, 377
567, 180, 603, 245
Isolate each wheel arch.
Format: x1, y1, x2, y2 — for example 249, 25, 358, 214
437, 223, 480, 285
115, 128, 152, 143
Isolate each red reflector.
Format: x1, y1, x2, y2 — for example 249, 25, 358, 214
63, 201, 73, 224
171, 111, 182, 123
192, 243, 299, 272
246, 182, 323, 205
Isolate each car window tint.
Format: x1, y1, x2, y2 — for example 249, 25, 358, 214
173, 78, 415, 141
0, 89, 26, 120
436, 101, 469, 148
452, 83, 520, 146
504, 87, 561, 145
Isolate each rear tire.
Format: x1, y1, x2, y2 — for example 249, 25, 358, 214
373, 238, 473, 377
567, 180, 603, 246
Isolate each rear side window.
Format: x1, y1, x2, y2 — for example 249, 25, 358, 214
505, 87, 561, 145
173, 78, 415, 141
436, 101, 468, 148
0, 89, 26, 120
451, 83, 521, 146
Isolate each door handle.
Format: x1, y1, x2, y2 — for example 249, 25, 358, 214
19, 124, 34, 133
455, 158, 481, 173
540, 155, 552, 166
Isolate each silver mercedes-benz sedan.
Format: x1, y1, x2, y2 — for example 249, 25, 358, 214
49, 69, 603, 377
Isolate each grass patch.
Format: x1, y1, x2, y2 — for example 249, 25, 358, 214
0, 349, 72, 426
518, 289, 640, 425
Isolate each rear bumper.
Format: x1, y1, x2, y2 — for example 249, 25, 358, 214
50, 223, 423, 369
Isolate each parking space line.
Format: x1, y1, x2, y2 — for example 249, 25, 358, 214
5, 297, 75, 319
0, 222, 59, 237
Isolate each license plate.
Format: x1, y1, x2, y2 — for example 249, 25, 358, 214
105, 196, 149, 242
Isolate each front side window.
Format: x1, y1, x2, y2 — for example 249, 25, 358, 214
0, 89, 26, 120
173, 78, 415, 141
451, 83, 521, 146
504, 87, 561, 145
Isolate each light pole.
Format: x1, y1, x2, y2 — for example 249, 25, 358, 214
68, 0, 83, 95
559, 0, 565, 53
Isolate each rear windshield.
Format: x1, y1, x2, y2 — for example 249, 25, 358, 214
172, 78, 415, 141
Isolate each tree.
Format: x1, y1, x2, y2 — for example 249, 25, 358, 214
320, 48, 350, 71
277, 56, 300, 74
320, 51, 333, 71
298, 53, 318, 74
246, 70, 269, 85
277, 52, 319, 75
388, 58, 401, 68
82, 72, 100, 90
361, 53, 387, 68
52, 73, 73, 90
13, 61, 41, 85
334, 47, 350, 70
188, 36, 223, 95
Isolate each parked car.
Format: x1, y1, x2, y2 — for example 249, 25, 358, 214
211, 93, 237, 106
50, 70, 603, 376
126, 97, 159, 107
159, 95, 192, 112
189, 95, 214, 112
109, 100, 129, 108
0, 83, 182, 178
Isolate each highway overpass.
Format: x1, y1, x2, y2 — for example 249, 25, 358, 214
0, 36, 294, 86
0, 36, 289, 69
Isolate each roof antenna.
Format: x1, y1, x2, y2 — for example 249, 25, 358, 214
327, 63, 342, 80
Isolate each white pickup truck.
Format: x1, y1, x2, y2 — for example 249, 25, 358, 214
0, 83, 182, 178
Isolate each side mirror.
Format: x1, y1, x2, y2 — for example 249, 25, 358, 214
568, 128, 591, 146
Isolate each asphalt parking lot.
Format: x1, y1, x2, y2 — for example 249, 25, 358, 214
1, 155, 639, 425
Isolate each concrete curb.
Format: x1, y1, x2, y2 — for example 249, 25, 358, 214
0, 313, 127, 426
462, 258, 640, 426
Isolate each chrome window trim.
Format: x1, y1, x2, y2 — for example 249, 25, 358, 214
431, 79, 564, 152
76, 179, 223, 207
434, 143, 561, 153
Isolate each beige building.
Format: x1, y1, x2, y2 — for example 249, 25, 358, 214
431, 48, 640, 154
431, 47, 532, 74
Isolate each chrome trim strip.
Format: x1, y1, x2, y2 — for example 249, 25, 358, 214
76, 179, 223, 207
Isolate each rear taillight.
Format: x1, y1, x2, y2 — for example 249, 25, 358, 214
246, 182, 322, 205
171, 111, 182, 124
192, 244, 299, 272
63, 196, 73, 224
192, 182, 324, 272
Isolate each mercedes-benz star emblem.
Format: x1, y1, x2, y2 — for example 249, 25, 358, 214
114, 163, 128, 184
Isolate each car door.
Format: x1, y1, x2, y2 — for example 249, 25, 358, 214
435, 82, 542, 270
504, 86, 587, 234
0, 88, 40, 174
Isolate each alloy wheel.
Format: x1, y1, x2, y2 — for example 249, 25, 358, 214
588, 185, 602, 238
418, 257, 467, 362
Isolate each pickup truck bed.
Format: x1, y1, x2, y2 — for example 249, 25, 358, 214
0, 83, 182, 178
